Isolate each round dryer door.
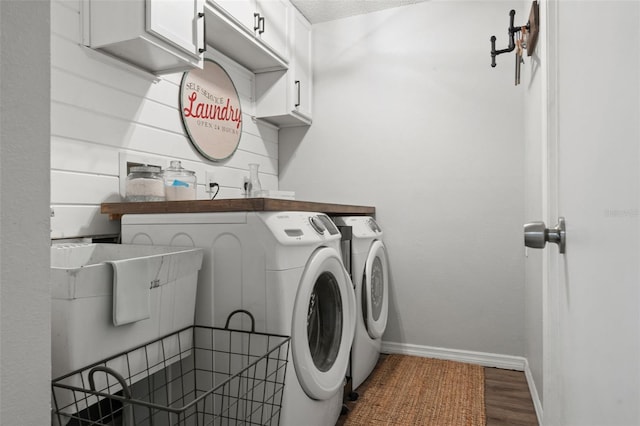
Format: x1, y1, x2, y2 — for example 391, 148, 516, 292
291, 247, 356, 401
363, 240, 389, 339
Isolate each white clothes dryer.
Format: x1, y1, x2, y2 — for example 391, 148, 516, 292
332, 216, 389, 391
121, 211, 356, 426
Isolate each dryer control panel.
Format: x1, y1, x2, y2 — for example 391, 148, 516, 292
366, 218, 381, 233
332, 216, 382, 239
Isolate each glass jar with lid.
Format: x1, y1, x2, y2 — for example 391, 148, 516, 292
163, 160, 197, 201
125, 165, 165, 202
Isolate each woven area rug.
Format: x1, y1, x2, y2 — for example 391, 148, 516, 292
342, 354, 486, 426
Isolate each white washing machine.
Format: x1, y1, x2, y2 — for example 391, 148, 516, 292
121, 211, 356, 426
332, 216, 389, 391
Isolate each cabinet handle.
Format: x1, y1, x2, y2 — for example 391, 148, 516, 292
254, 12, 265, 34
295, 80, 301, 107
198, 12, 206, 54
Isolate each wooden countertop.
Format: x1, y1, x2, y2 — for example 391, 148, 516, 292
101, 198, 375, 220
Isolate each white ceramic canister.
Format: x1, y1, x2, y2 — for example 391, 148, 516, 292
163, 160, 197, 201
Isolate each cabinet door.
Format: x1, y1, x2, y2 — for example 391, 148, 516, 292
256, 0, 289, 59
214, 0, 256, 30
291, 8, 311, 119
254, 5, 311, 127
85, 0, 204, 73
146, 0, 205, 57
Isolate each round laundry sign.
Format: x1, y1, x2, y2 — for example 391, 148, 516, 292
180, 59, 242, 161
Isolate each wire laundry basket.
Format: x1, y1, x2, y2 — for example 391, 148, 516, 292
51, 310, 290, 426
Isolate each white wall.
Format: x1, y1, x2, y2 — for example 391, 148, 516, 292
280, 1, 527, 356
50, 0, 280, 239
0, 1, 51, 423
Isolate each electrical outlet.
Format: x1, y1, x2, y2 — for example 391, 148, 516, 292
205, 171, 216, 193
242, 176, 251, 197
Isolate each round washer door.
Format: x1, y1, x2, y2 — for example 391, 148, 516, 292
291, 247, 356, 401
364, 240, 389, 339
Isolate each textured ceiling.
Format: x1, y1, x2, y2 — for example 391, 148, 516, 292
290, 0, 428, 24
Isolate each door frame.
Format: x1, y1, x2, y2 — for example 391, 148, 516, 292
542, 0, 561, 422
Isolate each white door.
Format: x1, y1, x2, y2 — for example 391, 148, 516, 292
291, 247, 356, 400
543, 1, 640, 424
364, 240, 389, 339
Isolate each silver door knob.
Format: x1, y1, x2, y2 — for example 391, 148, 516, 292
524, 217, 566, 254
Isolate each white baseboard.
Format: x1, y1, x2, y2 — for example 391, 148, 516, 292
381, 341, 527, 370
523, 359, 543, 425
381, 341, 543, 425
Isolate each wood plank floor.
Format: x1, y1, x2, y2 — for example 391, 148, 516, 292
484, 367, 538, 426
337, 359, 539, 425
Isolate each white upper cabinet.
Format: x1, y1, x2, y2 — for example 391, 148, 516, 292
83, 0, 205, 74
254, 0, 289, 60
291, 8, 312, 120
147, 1, 204, 55
255, 6, 312, 127
213, 0, 256, 29
214, 0, 288, 58
205, 0, 289, 73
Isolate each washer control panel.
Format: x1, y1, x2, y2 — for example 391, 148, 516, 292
284, 228, 304, 237
260, 212, 342, 244
309, 216, 326, 234
316, 214, 340, 235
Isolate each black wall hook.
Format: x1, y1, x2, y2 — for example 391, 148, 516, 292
490, 9, 529, 68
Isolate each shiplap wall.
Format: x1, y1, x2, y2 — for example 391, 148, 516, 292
50, 0, 279, 239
